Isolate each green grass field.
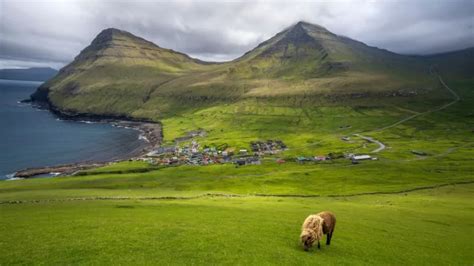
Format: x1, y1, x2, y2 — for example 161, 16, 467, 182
1, 185, 473, 265
2, 76, 473, 264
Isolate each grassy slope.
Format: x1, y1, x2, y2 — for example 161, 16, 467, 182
137, 23, 438, 120
1, 79, 473, 265
39, 28, 220, 119
38, 23, 442, 120
1, 185, 473, 265
8, 24, 473, 265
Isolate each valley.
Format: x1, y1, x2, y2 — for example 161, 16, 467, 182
1, 21, 473, 265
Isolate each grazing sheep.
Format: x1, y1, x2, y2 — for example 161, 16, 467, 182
300, 211, 336, 251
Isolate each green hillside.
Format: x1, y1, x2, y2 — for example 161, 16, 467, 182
31, 28, 217, 118
6, 21, 474, 265
31, 21, 462, 120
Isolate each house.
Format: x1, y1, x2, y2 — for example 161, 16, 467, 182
351, 155, 371, 160
222, 156, 232, 162
250, 139, 287, 153
247, 157, 261, 165
296, 156, 309, 163
314, 156, 326, 161
234, 156, 260, 166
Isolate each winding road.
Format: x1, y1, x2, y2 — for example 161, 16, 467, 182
353, 134, 386, 153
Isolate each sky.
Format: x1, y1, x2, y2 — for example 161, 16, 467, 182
0, 0, 473, 69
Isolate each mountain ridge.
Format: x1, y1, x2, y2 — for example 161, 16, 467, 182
78, 27, 210, 65
30, 21, 473, 120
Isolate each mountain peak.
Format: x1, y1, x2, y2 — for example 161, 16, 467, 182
96, 28, 123, 39
240, 21, 331, 60
294, 21, 328, 31
71, 27, 165, 63
100, 27, 124, 34
61, 27, 204, 76
294, 21, 313, 28
91, 28, 147, 46
284, 22, 314, 44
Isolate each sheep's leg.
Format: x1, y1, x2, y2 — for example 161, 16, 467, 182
318, 241, 321, 249
326, 233, 332, 245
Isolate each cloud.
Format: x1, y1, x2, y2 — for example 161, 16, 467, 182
0, 0, 473, 68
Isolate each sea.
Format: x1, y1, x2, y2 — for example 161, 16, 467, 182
0, 79, 147, 179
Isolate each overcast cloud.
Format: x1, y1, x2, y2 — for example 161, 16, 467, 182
0, 0, 473, 69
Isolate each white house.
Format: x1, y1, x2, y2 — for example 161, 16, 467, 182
352, 155, 371, 160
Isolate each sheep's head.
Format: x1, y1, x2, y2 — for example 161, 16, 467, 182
300, 229, 316, 251
300, 217, 324, 251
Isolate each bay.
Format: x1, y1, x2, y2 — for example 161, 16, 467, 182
0, 79, 146, 179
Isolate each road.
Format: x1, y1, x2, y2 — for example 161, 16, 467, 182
353, 134, 386, 153
289, 69, 460, 154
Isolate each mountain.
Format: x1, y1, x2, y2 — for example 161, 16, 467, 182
234, 21, 425, 77
62, 28, 205, 74
31, 28, 212, 116
30, 21, 473, 120
0, 67, 57, 82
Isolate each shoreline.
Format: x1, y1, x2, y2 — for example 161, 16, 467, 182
10, 100, 163, 179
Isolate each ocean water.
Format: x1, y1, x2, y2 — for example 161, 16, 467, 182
0, 79, 146, 179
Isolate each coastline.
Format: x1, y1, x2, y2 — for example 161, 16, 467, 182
10, 100, 163, 179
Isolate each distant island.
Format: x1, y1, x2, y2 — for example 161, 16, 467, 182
0, 67, 58, 82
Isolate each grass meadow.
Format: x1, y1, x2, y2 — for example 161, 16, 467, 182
1, 185, 473, 265
1, 78, 473, 265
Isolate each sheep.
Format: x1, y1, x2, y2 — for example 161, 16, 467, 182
300, 211, 336, 251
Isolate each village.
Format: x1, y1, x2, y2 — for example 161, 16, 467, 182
140, 137, 377, 167
142, 139, 288, 166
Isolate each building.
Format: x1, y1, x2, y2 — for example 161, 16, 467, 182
351, 155, 371, 160
314, 156, 326, 161
297, 156, 309, 163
